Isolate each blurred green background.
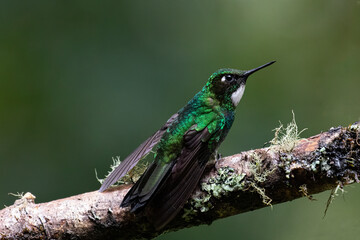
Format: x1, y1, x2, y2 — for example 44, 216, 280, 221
1, 1, 359, 239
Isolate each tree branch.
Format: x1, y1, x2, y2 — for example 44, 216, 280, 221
1, 122, 359, 240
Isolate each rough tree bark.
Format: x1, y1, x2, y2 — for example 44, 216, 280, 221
0, 122, 359, 240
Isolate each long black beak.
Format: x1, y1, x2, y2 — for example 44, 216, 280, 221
244, 61, 276, 77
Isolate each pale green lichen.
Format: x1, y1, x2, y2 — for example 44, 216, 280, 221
310, 148, 331, 173
183, 167, 246, 220
95, 156, 121, 185
184, 153, 275, 221
202, 167, 246, 198
248, 152, 274, 183
249, 182, 272, 206
248, 152, 275, 205
319, 147, 326, 153
321, 159, 331, 171
8, 192, 25, 199
182, 194, 213, 220
95, 156, 148, 186
299, 184, 316, 201
270, 111, 307, 153
310, 159, 321, 172
323, 182, 345, 218
268, 112, 307, 180
318, 148, 331, 172
279, 153, 293, 179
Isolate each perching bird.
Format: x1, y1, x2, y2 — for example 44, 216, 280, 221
99, 61, 275, 229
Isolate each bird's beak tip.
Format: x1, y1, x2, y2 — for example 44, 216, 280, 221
244, 61, 276, 77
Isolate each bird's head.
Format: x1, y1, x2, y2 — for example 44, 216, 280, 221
205, 61, 275, 107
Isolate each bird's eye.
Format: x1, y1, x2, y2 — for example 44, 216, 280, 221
221, 74, 234, 82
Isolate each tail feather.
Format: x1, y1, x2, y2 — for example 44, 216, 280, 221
146, 156, 207, 230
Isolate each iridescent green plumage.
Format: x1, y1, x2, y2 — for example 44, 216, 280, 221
99, 61, 275, 229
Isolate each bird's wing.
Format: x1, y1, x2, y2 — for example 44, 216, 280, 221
146, 121, 223, 230
98, 113, 178, 192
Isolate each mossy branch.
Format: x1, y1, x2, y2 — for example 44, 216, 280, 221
0, 122, 359, 240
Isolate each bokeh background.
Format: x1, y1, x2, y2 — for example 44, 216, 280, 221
1, 1, 360, 239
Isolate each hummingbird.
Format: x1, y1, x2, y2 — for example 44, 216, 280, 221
99, 61, 275, 230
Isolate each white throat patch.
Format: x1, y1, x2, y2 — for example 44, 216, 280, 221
231, 85, 246, 106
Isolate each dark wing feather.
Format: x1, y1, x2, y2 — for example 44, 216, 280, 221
120, 161, 157, 208
121, 161, 174, 212
146, 127, 213, 230
99, 113, 178, 192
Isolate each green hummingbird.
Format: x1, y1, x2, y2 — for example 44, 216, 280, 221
99, 61, 275, 229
